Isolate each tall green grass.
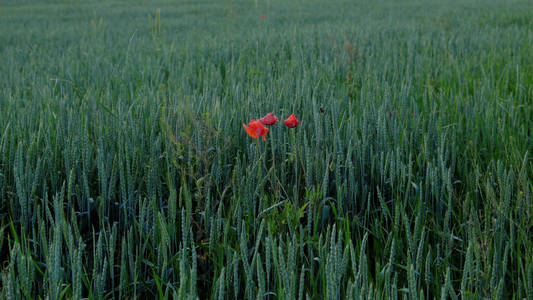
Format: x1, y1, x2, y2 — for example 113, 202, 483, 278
1, 0, 532, 298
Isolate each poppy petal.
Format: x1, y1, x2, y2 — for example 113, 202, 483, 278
243, 124, 259, 138
283, 114, 300, 128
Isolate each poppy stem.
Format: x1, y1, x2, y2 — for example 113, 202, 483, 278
255, 138, 267, 175
255, 138, 261, 164
270, 130, 275, 170
290, 129, 299, 206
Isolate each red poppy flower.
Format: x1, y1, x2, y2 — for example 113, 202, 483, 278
243, 120, 269, 140
259, 113, 278, 125
260, 14, 265, 18
283, 114, 301, 128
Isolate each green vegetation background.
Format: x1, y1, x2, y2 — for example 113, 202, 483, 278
1, 0, 532, 298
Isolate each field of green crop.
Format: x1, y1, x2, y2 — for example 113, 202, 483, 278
1, 0, 533, 298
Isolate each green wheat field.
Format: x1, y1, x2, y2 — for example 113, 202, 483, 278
1, 0, 533, 298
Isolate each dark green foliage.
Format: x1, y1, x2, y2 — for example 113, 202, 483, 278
1, 0, 532, 298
